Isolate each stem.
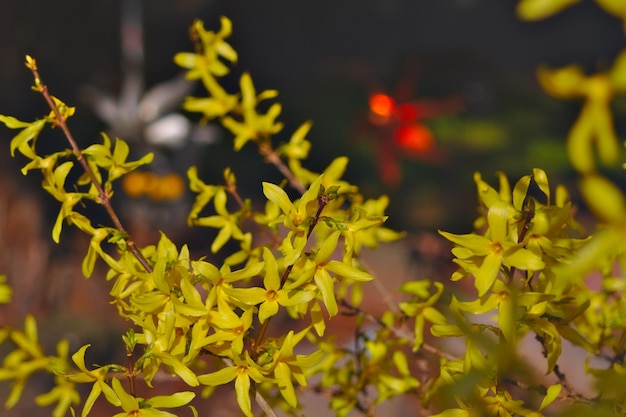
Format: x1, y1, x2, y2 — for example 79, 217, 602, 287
127, 351, 136, 397
225, 178, 248, 211
27, 59, 153, 274
259, 141, 306, 194
339, 299, 457, 362
360, 258, 403, 316
534, 334, 594, 404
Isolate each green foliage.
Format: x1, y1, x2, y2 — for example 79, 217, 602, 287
1, 8, 626, 417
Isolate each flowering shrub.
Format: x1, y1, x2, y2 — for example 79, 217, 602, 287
1, 5, 626, 417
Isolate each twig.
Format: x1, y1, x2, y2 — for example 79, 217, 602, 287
534, 334, 594, 404
224, 172, 249, 212
339, 298, 457, 362
26, 56, 153, 274
27, 56, 285, 417
360, 257, 403, 316
259, 141, 306, 194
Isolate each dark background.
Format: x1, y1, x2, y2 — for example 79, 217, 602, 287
1, 0, 625, 233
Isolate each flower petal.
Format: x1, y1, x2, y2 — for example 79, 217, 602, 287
197, 366, 237, 386
475, 252, 502, 296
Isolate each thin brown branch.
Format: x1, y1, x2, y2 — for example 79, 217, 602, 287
26, 57, 153, 274
360, 257, 403, 316
258, 141, 306, 194
225, 173, 249, 212
534, 334, 595, 405
339, 299, 457, 362
126, 351, 136, 397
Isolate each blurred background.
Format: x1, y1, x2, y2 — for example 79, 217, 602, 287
0, 0, 625, 415
1, 0, 624, 232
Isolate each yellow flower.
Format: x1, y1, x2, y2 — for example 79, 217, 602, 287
440, 199, 544, 296
222, 73, 283, 150
222, 248, 315, 323
107, 377, 195, 417
174, 17, 237, 79
197, 351, 267, 417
